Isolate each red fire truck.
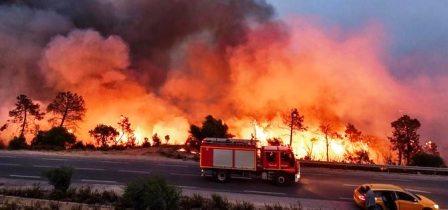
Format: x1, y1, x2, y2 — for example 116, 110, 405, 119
200, 138, 300, 185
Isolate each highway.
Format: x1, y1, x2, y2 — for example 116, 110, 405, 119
0, 151, 447, 209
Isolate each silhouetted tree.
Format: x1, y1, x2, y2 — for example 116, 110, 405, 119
388, 115, 421, 165
89, 124, 119, 148
164, 135, 170, 144
141, 137, 151, 148
345, 150, 373, 164
188, 115, 233, 150
267, 137, 283, 146
9, 95, 44, 137
31, 127, 76, 150
117, 115, 136, 146
152, 133, 161, 147
283, 108, 305, 146
410, 152, 445, 167
0, 123, 7, 132
319, 122, 341, 162
47, 91, 86, 128
422, 141, 439, 156
344, 123, 362, 142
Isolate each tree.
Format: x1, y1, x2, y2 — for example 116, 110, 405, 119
388, 115, 421, 165
152, 133, 161, 147
344, 123, 362, 142
267, 137, 283, 146
410, 152, 445, 167
319, 122, 340, 162
142, 137, 151, 148
188, 115, 233, 151
164, 135, 170, 145
47, 91, 86, 128
345, 150, 373, 164
283, 108, 305, 146
31, 127, 76, 150
9, 94, 44, 137
422, 140, 439, 155
117, 115, 136, 146
304, 137, 318, 160
89, 124, 119, 148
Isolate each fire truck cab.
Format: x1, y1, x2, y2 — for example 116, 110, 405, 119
200, 138, 300, 185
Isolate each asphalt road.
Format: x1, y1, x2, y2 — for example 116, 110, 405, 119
0, 151, 446, 208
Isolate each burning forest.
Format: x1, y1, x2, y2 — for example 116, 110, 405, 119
0, 0, 447, 165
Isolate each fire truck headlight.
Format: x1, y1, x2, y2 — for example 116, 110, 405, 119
295, 172, 301, 182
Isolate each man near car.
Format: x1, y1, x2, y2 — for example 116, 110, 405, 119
365, 186, 376, 210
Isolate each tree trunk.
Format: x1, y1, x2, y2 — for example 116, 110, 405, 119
20, 109, 27, 137
325, 135, 329, 162
59, 106, 68, 127
398, 150, 402, 165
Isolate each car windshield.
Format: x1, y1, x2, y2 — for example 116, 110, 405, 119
406, 191, 421, 200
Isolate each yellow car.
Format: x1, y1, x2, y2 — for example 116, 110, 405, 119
353, 183, 439, 210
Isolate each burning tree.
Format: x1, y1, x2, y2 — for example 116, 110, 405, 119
283, 108, 305, 146
117, 116, 136, 146
344, 123, 362, 142
304, 137, 318, 160
9, 94, 44, 137
47, 91, 86, 128
388, 115, 421, 165
267, 137, 283, 146
344, 150, 373, 164
89, 124, 119, 148
319, 122, 341, 162
423, 140, 439, 155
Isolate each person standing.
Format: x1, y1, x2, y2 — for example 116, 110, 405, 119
365, 186, 376, 210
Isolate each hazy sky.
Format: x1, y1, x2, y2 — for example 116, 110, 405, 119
268, 0, 448, 77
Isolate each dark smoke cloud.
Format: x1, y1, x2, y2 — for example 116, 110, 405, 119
2, 0, 274, 88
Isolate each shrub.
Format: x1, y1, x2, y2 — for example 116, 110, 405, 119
85, 143, 96, 150
410, 152, 446, 167
31, 127, 76, 150
8, 136, 28, 150
122, 176, 181, 210
70, 141, 85, 150
210, 194, 231, 210
232, 201, 255, 210
43, 167, 73, 193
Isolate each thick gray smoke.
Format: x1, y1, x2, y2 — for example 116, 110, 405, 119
1, 0, 273, 88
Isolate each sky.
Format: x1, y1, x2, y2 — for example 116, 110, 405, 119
268, 0, 448, 77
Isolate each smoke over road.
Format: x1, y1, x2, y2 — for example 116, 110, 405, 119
0, 0, 447, 160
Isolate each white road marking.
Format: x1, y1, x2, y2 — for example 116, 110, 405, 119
75, 167, 105, 171
100, 160, 123, 164
0, 163, 21, 166
343, 184, 358, 187
0, 155, 16, 158
81, 179, 117, 184
405, 188, 432, 194
158, 164, 190, 168
176, 185, 198, 189
339, 197, 353, 201
170, 173, 198, 177
244, 190, 286, 196
9, 174, 41, 179
119, 170, 151, 174
33, 165, 54, 168
42, 158, 67, 161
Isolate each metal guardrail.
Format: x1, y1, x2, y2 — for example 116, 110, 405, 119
299, 160, 448, 175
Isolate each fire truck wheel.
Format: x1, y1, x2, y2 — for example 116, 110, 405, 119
274, 174, 290, 185
215, 171, 229, 183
